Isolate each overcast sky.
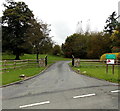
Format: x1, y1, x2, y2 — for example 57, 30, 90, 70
0, 0, 120, 45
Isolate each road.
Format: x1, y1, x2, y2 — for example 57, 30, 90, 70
2, 61, 119, 109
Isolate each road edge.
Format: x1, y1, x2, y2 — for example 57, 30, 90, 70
1, 63, 54, 88
68, 63, 119, 86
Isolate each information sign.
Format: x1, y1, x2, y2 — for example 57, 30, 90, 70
106, 59, 115, 64
106, 54, 116, 59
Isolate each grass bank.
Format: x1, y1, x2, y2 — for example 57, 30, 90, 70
1, 54, 71, 86
69, 61, 120, 83
2, 66, 45, 85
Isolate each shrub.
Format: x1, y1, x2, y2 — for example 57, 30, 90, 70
52, 45, 61, 56
112, 47, 120, 53
100, 52, 120, 61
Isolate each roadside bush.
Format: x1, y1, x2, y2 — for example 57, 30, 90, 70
62, 33, 87, 58
100, 52, 120, 61
52, 45, 61, 56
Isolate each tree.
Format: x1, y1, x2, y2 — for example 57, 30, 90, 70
85, 19, 91, 35
62, 33, 87, 58
26, 19, 53, 62
110, 23, 120, 52
87, 32, 112, 58
2, 0, 34, 59
38, 22, 53, 54
52, 45, 61, 56
104, 11, 118, 35
62, 32, 112, 59
62, 35, 75, 58
76, 21, 83, 34
39, 39, 53, 54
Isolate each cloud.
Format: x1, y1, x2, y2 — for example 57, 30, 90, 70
50, 20, 75, 45
1, 0, 119, 45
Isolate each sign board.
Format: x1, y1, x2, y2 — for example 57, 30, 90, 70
106, 54, 116, 59
106, 59, 115, 64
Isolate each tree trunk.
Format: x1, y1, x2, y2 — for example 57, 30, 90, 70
36, 50, 39, 63
15, 53, 20, 60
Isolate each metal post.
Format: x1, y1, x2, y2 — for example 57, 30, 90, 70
45, 56, 47, 66
72, 55, 74, 67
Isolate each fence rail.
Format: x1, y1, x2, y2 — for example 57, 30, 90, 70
72, 58, 120, 66
72, 59, 120, 74
0, 58, 47, 72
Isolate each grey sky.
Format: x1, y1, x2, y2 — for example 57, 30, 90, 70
0, 0, 120, 45
119, 1, 120, 22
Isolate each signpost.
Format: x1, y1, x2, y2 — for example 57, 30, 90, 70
105, 54, 116, 74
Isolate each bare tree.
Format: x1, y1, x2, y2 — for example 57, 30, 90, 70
85, 19, 91, 35
76, 21, 83, 34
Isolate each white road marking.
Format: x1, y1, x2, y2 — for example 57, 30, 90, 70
111, 90, 120, 93
73, 93, 96, 99
19, 101, 50, 108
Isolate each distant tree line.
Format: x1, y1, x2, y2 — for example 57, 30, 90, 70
1, 0, 120, 60
61, 32, 111, 59
62, 11, 120, 59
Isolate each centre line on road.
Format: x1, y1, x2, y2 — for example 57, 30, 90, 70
73, 93, 96, 99
111, 90, 120, 93
19, 101, 50, 108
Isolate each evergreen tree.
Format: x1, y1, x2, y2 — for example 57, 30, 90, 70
2, 0, 34, 59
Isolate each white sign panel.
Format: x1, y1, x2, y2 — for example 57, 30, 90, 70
106, 59, 115, 64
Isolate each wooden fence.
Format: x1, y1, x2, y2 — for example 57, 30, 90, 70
73, 59, 120, 67
72, 59, 120, 74
0, 58, 46, 72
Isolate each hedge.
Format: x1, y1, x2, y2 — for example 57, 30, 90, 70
100, 52, 120, 61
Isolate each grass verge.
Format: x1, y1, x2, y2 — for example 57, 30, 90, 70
2, 66, 45, 85
1, 54, 71, 86
69, 62, 120, 83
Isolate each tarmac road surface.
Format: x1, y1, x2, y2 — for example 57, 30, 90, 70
2, 61, 119, 109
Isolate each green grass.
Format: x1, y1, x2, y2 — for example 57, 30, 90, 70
2, 53, 70, 60
2, 66, 45, 85
2, 53, 16, 60
2, 54, 70, 69
70, 62, 120, 83
1, 53, 70, 86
